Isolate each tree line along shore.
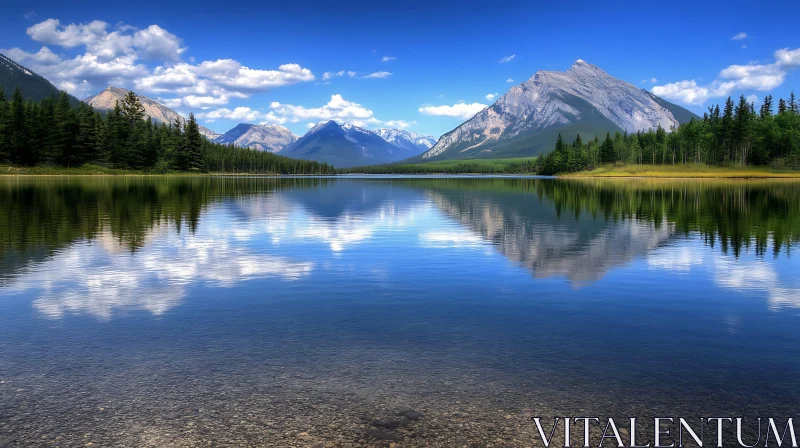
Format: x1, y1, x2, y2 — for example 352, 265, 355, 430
1, 88, 799, 178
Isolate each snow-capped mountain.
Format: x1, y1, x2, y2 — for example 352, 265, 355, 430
422, 60, 697, 160
85, 87, 221, 140
215, 123, 298, 153
373, 128, 437, 154
282, 121, 422, 168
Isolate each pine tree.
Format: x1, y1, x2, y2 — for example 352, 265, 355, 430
0, 87, 6, 162
778, 98, 787, 114
119, 91, 145, 125
184, 113, 204, 171
600, 132, 615, 163
789, 92, 797, 114
9, 88, 33, 166
760, 95, 773, 118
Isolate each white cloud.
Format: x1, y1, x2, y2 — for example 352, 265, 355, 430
192, 60, 314, 92
182, 95, 229, 108
1, 46, 61, 65
263, 94, 408, 129
269, 94, 375, 123
485, 92, 499, 101
364, 71, 392, 79
732, 32, 748, 41
506, 78, 514, 83
322, 70, 357, 81
652, 46, 800, 105
383, 120, 415, 129
419, 102, 488, 119
132, 25, 185, 61
650, 77, 658, 83
381, 56, 397, 62
775, 47, 800, 67
197, 106, 262, 122
157, 97, 183, 108
746, 94, 759, 105
652, 80, 736, 105
499, 54, 516, 63
27, 18, 109, 49
7, 18, 315, 103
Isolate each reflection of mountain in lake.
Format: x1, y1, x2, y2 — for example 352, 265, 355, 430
229, 181, 429, 252
424, 186, 673, 282
4, 177, 800, 319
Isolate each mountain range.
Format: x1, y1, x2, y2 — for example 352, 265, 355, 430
281, 121, 429, 167
421, 59, 697, 160
1, 52, 698, 168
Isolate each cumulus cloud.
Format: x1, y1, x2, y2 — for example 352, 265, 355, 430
506, 78, 514, 83
364, 71, 392, 79
498, 54, 516, 63
485, 92, 499, 101
732, 32, 748, 40
381, 56, 397, 62
4, 18, 315, 102
132, 25, 185, 61
269, 94, 377, 126
197, 106, 263, 122
200, 94, 405, 129
157, 97, 183, 108
1, 46, 61, 65
383, 120, 414, 129
418, 102, 487, 119
652, 46, 800, 105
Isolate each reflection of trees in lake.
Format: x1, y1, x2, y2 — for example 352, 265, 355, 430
409, 178, 800, 260
2, 177, 799, 287
0, 177, 330, 283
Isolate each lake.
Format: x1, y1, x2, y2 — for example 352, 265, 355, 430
1, 176, 799, 447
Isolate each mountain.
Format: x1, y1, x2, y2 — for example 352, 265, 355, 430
85, 87, 220, 140
0, 53, 81, 106
373, 128, 437, 154
215, 123, 298, 153
282, 121, 421, 168
422, 59, 698, 161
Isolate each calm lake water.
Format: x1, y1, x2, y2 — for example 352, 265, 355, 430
1, 176, 800, 447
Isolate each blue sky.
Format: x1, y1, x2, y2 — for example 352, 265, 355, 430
1, 0, 798, 138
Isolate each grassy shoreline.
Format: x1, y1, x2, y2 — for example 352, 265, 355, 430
4, 162, 800, 178
564, 164, 800, 178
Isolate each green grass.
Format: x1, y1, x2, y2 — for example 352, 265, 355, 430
566, 163, 800, 178
0, 164, 145, 175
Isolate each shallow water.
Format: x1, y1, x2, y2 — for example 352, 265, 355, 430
1, 176, 799, 447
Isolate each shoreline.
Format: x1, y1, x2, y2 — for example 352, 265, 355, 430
4, 165, 800, 179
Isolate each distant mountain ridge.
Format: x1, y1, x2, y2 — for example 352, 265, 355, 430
85, 87, 221, 140
0, 53, 81, 106
281, 121, 431, 168
422, 60, 698, 160
373, 128, 437, 153
214, 123, 298, 153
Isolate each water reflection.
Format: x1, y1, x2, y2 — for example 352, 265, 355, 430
2, 177, 800, 320
3, 176, 800, 446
